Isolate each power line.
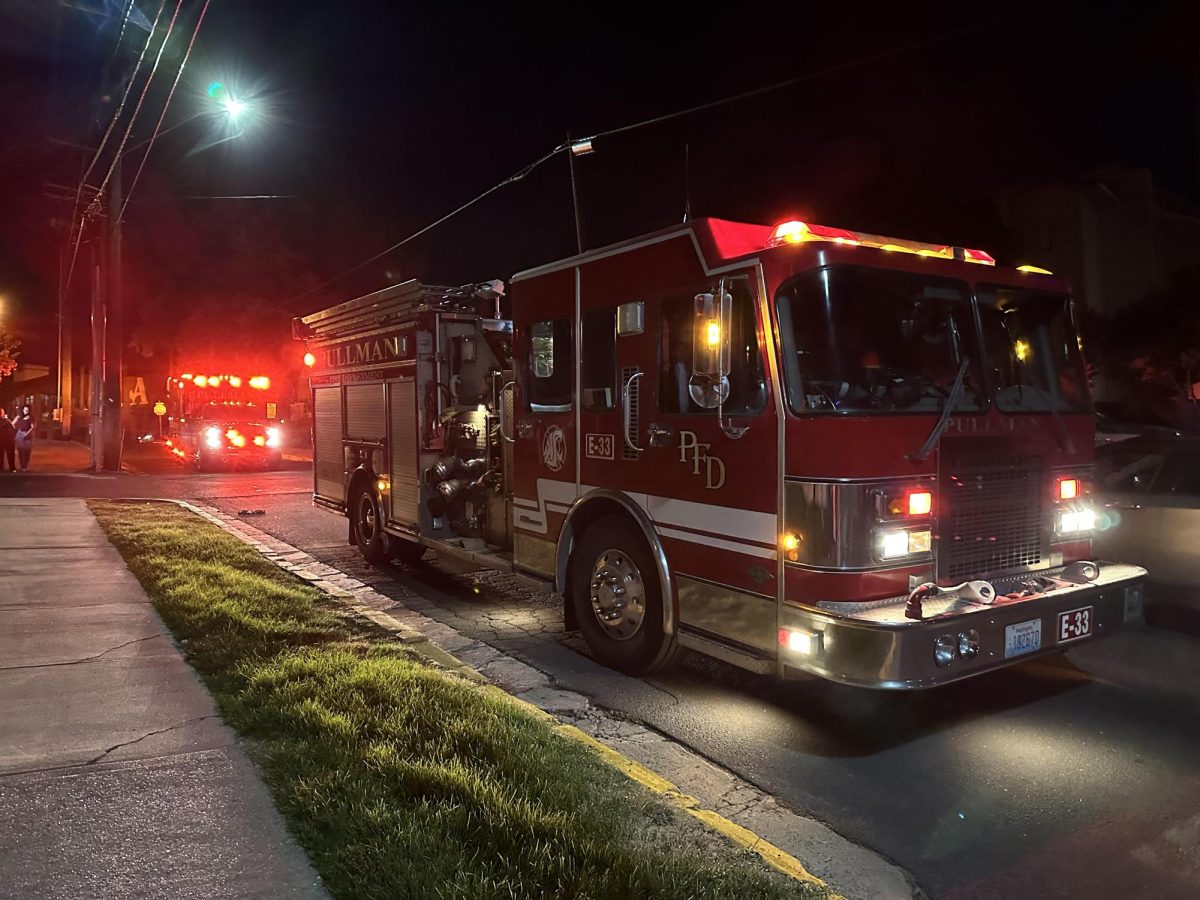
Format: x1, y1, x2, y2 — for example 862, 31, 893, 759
86, 0, 185, 216
589, 12, 1032, 143
290, 11, 1031, 306
182, 194, 303, 200
72, 0, 167, 214
62, 0, 169, 302
287, 143, 567, 308
101, 0, 139, 77
120, 0, 213, 223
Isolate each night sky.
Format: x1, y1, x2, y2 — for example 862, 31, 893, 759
1, 0, 1197, 365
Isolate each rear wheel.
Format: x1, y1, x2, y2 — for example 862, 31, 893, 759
570, 515, 679, 675
352, 487, 387, 564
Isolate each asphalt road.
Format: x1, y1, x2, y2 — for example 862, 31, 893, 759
6, 455, 1200, 899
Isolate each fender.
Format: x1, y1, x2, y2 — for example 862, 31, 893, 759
556, 489, 676, 637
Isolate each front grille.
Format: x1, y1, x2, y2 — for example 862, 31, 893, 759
937, 442, 1048, 582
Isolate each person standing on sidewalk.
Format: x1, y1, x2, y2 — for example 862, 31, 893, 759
0, 407, 15, 472
13, 405, 34, 471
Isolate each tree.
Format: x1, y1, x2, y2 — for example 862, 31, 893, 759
0, 325, 19, 385
1089, 267, 1200, 423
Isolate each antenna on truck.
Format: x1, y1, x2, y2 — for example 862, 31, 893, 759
683, 142, 691, 224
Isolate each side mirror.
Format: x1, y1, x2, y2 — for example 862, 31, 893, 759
692, 290, 731, 378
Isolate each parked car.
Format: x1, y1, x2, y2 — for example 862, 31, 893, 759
1095, 436, 1200, 634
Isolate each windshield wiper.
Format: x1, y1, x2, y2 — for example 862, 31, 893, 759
909, 357, 970, 463
1044, 394, 1076, 454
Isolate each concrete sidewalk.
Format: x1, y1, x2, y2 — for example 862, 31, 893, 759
0, 440, 149, 475
0, 499, 326, 899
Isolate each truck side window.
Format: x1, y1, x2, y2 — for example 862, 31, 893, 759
581, 307, 617, 411
659, 284, 766, 415
528, 318, 573, 410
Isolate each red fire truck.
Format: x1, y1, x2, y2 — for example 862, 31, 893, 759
164, 372, 285, 470
293, 217, 1145, 688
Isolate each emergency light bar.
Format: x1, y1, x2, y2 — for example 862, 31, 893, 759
177, 373, 273, 390
767, 220, 996, 266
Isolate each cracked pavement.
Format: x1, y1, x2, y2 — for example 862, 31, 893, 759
0, 498, 326, 899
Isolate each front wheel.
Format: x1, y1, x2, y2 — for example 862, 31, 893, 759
570, 515, 679, 675
352, 487, 387, 564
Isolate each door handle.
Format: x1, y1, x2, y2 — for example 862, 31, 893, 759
647, 422, 673, 448
622, 371, 644, 453
497, 381, 516, 443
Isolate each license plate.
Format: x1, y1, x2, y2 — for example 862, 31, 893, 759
1004, 619, 1042, 658
1057, 606, 1094, 644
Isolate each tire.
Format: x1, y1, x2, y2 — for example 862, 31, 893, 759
352, 486, 387, 564
570, 515, 679, 675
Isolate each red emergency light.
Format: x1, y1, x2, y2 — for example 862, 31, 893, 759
769, 220, 860, 246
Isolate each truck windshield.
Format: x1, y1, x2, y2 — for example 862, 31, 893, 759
776, 266, 983, 414
976, 285, 1090, 413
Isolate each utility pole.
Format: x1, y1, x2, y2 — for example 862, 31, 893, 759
101, 155, 123, 471
90, 250, 104, 472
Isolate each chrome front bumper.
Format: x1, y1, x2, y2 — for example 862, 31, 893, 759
779, 562, 1146, 689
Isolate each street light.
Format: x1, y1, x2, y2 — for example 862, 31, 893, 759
207, 81, 248, 121
88, 79, 255, 472
221, 95, 248, 122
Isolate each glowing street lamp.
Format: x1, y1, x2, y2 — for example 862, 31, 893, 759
207, 81, 250, 123
222, 96, 248, 121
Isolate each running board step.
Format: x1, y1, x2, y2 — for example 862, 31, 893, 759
677, 629, 774, 675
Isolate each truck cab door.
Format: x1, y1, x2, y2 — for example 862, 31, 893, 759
644, 276, 781, 646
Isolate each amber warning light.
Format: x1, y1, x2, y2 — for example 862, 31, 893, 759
907, 491, 933, 516
768, 219, 996, 266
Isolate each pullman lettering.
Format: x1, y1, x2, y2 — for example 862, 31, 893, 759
324, 335, 409, 369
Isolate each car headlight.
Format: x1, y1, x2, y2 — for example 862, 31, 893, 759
204, 426, 223, 450
266, 426, 282, 448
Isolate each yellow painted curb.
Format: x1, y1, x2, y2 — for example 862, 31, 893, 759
172, 500, 838, 895
496, 688, 836, 894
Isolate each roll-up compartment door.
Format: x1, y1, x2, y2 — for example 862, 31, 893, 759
313, 385, 344, 502
388, 378, 419, 525
345, 382, 386, 442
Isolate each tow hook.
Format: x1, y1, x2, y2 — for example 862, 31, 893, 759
905, 580, 996, 620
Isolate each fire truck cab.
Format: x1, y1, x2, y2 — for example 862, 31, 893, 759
294, 217, 1145, 688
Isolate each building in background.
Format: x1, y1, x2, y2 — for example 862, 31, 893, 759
998, 166, 1200, 316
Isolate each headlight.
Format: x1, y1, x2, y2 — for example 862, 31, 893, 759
879, 528, 932, 560
1058, 508, 1096, 534
205, 427, 223, 450
266, 426, 282, 448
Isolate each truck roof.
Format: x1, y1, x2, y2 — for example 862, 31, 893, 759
512, 216, 1070, 294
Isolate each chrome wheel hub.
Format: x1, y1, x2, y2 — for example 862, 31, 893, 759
588, 549, 646, 640
359, 495, 377, 543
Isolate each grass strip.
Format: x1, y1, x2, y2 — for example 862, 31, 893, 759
90, 501, 831, 900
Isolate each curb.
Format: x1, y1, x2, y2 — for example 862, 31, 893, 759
166, 499, 914, 900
